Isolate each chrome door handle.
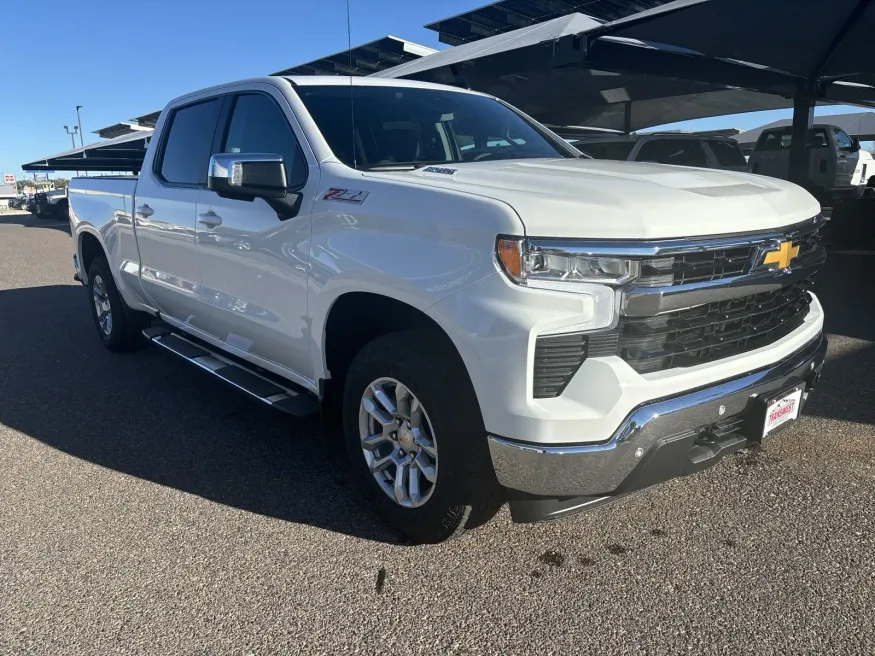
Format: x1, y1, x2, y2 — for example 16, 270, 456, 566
198, 211, 222, 228
137, 204, 154, 218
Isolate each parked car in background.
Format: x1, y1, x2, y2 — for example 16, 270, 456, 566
31, 189, 68, 219
561, 132, 750, 172
68, 76, 826, 543
748, 124, 865, 205
9, 194, 29, 209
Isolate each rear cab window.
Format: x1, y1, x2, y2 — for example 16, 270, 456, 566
157, 98, 222, 185
756, 128, 829, 151
707, 140, 748, 167
834, 128, 855, 150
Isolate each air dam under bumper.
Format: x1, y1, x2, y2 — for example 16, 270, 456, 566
489, 332, 827, 523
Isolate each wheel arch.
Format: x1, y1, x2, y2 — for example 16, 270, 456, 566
321, 291, 466, 391
78, 229, 107, 285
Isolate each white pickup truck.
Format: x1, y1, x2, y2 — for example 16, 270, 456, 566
69, 76, 827, 543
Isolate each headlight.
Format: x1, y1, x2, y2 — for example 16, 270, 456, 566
497, 238, 640, 290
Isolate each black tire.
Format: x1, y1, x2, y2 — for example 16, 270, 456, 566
87, 256, 147, 351
342, 330, 502, 544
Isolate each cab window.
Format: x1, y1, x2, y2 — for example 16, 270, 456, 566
834, 128, 855, 150
158, 99, 222, 185
223, 93, 308, 188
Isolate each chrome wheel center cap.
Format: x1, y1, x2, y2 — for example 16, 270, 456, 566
397, 427, 415, 452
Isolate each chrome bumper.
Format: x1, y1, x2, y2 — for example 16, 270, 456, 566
488, 332, 827, 498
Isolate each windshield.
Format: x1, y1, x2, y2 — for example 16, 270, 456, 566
295, 85, 575, 170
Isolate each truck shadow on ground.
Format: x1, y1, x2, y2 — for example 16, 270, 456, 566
814, 252, 875, 342
0, 284, 400, 544
803, 341, 875, 426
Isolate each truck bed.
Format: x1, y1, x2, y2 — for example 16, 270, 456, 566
69, 176, 138, 226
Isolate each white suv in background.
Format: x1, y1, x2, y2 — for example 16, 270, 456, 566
562, 132, 750, 172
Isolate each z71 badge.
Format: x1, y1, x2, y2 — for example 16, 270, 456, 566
323, 188, 370, 204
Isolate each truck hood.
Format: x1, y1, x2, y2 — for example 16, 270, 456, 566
364, 159, 820, 239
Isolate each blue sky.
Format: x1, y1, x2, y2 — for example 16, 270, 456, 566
0, 0, 865, 179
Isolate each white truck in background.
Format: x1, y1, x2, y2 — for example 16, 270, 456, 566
68, 76, 827, 543
748, 124, 869, 205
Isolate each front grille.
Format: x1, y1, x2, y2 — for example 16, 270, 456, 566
639, 246, 755, 287
636, 219, 824, 287
602, 281, 814, 373
533, 332, 588, 398
792, 222, 824, 260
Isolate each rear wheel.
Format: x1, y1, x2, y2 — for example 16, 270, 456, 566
342, 330, 502, 544
87, 256, 147, 351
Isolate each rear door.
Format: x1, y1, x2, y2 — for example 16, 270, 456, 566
134, 97, 222, 322
194, 87, 316, 382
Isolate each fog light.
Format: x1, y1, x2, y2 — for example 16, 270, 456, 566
634, 448, 644, 459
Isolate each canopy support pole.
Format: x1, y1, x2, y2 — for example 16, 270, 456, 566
788, 91, 815, 188
623, 101, 632, 134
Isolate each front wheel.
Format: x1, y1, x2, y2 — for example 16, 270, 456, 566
342, 330, 502, 544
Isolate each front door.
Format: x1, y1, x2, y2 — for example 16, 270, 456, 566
135, 97, 223, 322
194, 89, 316, 383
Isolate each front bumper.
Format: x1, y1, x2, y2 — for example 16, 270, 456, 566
489, 332, 827, 521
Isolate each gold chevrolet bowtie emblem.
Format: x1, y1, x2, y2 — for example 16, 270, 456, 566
762, 241, 800, 269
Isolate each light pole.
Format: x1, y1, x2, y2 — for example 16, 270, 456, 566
63, 125, 79, 149
64, 125, 80, 177
75, 106, 87, 176
75, 105, 84, 148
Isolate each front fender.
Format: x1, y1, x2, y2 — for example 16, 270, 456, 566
307, 175, 524, 380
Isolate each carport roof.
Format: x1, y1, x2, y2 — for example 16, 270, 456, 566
21, 130, 153, 172
271, 36, 436, 77
376, 13, 807, 132
93, 122, 152, 139
589, 0, 875, 86
425, 0, 671, 45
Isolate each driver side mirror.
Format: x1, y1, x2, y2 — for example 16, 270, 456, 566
853, 137, 862, 152
208, 153, 287, 199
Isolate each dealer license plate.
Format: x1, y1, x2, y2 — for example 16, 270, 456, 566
762, 387, 803, 438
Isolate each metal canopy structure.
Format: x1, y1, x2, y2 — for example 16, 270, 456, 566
569, 0, 875, 183
377, 14, 807, 132
93, 122, 152, 139
594, 0, 875, 83
21, 130, 153, 173
425, 0, 670, 45
734, 112, 875, 149
131, 111, 161, 129
271, 35, 436, 77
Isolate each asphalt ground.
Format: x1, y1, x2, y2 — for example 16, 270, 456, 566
1, 209, 873, 655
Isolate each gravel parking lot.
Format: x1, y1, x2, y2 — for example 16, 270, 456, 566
1, 209, 873, 655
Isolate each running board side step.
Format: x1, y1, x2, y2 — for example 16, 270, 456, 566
143, 326, 319, 418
